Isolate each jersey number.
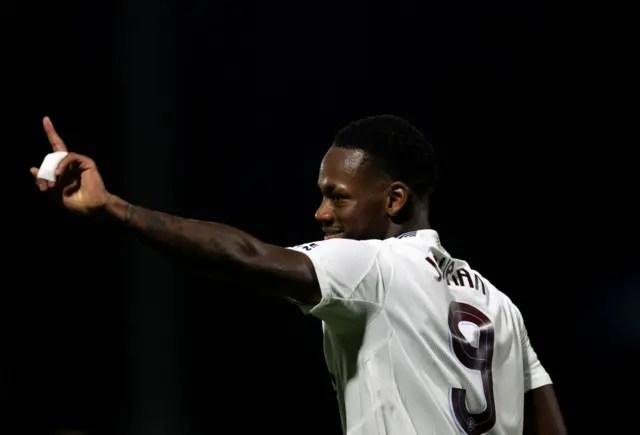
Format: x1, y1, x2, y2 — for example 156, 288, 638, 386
448, 302, 496, 435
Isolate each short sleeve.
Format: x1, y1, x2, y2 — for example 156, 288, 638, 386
515, 306, 553, 391
286, 239, 384, 324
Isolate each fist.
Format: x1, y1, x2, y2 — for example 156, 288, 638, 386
31, 117, 110, 214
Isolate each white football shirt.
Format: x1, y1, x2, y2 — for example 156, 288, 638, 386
287, 230, 552, 435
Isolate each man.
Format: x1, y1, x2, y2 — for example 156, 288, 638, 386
32, 115, 566, 435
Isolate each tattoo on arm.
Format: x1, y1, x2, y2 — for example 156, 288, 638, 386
110, 196, 260, 268
103, 195, 319, 300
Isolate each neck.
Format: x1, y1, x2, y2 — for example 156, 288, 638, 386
385, 206, 431, 239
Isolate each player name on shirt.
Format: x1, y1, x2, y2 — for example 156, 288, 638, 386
426, 254, 486, 295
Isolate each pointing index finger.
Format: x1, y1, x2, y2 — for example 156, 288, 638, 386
43, 116, 68, 152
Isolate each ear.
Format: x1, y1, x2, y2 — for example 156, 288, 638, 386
386, 181, 410, 217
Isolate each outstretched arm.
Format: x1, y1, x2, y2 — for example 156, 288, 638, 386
103, 194, 321, 303
32, 117, 321, 304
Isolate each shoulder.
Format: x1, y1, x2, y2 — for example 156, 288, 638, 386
290, 238, 386, 252
291, 238, 386, 274
285, 238, 390, 321
303, 237, 403, 303
490, 287, 527, 333
288, 238, 387, 267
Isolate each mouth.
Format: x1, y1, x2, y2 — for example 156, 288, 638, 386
322, 230, 344, 240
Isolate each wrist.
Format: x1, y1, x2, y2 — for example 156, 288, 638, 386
98, 193, 130, 221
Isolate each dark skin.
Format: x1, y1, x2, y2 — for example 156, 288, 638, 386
315, 146, 430, 241
31, 118, 426, 304
524, 385, 567, 435
31, 117, 566, 434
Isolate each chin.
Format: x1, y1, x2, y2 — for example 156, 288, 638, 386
323, 232, 345, 240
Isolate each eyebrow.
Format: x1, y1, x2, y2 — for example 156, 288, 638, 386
318, 182, 348, 193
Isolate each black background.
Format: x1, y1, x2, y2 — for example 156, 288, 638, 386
7, 0, 611, 434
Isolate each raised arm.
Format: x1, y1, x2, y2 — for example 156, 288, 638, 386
31, 117, 321, 304
104, 194, 321, 302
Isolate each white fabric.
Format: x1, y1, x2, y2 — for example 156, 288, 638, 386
37, 151, 68, 182
288, 230, 552, 435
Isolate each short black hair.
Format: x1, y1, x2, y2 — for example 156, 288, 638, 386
334, 114, 438, 200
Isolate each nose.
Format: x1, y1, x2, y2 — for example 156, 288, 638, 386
315, 198, 333, 224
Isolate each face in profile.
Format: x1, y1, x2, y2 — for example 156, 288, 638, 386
315, 146, 391, 241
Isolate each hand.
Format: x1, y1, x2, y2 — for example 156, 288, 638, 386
31, 117, 110, 214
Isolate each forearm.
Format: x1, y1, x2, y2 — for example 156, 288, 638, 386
98, 194, 319, 302
102, 194, 268, 273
